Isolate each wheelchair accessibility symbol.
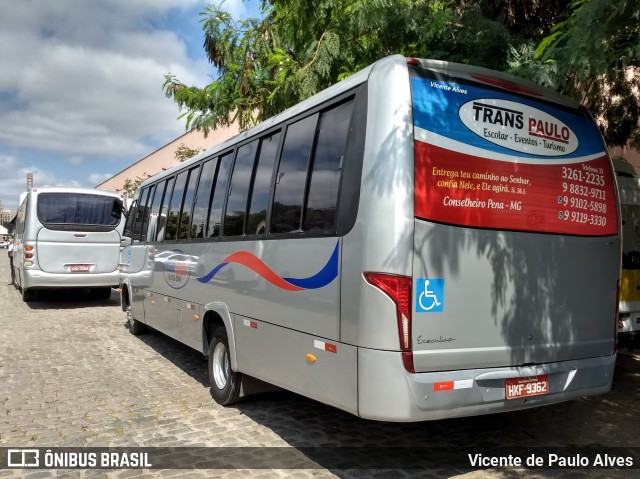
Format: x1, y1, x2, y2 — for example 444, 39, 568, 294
416, 278, 444, 313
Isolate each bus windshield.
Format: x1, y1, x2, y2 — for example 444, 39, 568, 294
37, 193, 121, 228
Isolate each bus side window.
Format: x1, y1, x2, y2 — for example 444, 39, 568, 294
138, 184, 156, 242
123, 199, 137, 240
178, 165, 201, 240
224, 140, 259, 236
191, 159, 217, 239
247, 131, 281, 236
271, 114, 319, 234
303, 99, 354, 232
150, 179, 171, 242
158, 177, 177, 242
133, 187, 151, 243
165, 171, 189, 241
207, 152, 233, 238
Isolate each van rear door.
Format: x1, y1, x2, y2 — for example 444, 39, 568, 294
34, 192, 123, 274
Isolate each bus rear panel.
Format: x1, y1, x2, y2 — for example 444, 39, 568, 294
347, 57, 618, 420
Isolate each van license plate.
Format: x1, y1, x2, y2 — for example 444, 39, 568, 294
70, 264, 91, 272
505, 375, 548, 400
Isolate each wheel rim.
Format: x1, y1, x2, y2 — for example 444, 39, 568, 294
212, 341, 230, 390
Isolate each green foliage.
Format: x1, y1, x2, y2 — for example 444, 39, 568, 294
163, 0, 640, 148
175, 143, 203, 162
536, 0, 640, 147
118, 173, 151, 199
164, 0, 512, 134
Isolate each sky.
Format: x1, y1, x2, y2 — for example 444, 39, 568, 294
0, 0, 260, 210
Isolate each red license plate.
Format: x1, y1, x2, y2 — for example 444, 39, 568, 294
505, 375, 549, 400
70, 264, 91, 272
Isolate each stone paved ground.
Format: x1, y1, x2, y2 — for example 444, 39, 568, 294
0, 252, 638, 479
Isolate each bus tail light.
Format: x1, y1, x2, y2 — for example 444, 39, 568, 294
363, 273, 415, 373
24, 245, 34, 252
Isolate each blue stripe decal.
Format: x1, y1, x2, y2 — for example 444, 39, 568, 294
195, 241, 340, 290
196, 262, 228, 284
283, 241, 340, 289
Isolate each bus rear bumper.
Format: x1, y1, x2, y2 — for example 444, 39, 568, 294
357, 348, 616, 422
22, 269, 120, 290
618, 311, 640, 347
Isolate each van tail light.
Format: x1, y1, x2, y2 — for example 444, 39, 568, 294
363, 273, 414, 373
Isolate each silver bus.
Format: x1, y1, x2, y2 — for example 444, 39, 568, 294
13, 187, 126, 301
120, 55, 620, 421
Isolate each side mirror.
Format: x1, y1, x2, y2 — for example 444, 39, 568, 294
112, 199, 124, 219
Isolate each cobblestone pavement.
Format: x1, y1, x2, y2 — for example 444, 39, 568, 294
0, 253, 638, 479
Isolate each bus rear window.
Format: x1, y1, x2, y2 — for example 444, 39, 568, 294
37, 193, 121, 229
410, 71, 617, 236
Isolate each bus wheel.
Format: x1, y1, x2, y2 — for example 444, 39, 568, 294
209, 327, 242, 406
126, 306, 147, 335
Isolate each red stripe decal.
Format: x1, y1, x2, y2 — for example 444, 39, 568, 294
222, 251, 304, 291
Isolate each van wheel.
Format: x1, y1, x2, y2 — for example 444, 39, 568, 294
209, 327, 242, 405
126, 306, 147, 335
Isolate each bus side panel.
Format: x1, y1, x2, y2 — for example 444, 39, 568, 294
340, 56, 416, 350
181, 238, 341, 341
411, 222, 618, 372
234, 314, 358, 416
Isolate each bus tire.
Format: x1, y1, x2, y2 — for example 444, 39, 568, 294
209, 327, 242, 406
126, 306, 147, 335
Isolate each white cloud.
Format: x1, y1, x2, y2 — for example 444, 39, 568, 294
0, 154, 81, 209
0, 0, 256, 209
89, 173, 114, 185
0, 0, 215, 159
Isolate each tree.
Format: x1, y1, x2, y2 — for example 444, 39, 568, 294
535, 0, 640, 147
164, 0, 640, 148
163, 0, 511, 133
175, 143, 203, 162
118, 172, 151, 199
